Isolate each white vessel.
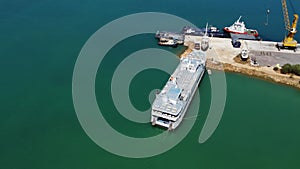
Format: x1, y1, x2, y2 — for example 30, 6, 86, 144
151, 50, 206, 130
156, 31, 184, 47
158, 38, 178, 47
223, 16, 259, 37
241, 48, 249, 61
201, 37, 209, 51
207, 69, 212, 75
201, 23, 210, 51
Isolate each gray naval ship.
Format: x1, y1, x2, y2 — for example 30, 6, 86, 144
151, 48, 206, 130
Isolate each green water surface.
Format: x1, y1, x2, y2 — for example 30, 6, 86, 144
1, 0, 300, 168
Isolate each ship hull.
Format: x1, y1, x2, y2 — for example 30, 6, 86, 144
223, 27, 259, 37
168, 68, 204, 130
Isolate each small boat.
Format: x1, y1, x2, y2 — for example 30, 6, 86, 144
155, 31, 184, 43
207, 69, 212, 75
158, 38, 178, 47
201, 23, 209, 51
155, 31, 184, 47
241, 48, 249, 61
223, 16, 259, 37
182, 26, 224, 37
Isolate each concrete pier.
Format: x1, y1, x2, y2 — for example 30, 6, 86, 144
182, 36, 300, 89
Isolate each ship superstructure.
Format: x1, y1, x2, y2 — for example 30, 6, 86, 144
223, 16, 259, 37
151, 50, 206, 130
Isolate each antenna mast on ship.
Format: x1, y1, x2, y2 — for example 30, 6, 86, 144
204, 22, 208, 37
237, 16, 242, 22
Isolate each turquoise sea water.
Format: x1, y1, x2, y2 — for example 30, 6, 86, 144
1, 0, 300, 168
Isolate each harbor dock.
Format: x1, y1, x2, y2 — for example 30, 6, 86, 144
155, 15, 300, 89
183, 36, 300, 89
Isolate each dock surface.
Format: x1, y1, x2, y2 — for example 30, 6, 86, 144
183, 36, 300, 89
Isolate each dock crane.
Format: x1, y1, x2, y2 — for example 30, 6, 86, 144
277, 0, 298, 51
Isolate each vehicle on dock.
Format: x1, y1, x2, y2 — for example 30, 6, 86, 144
151, 50, 206, 130
276, 0, 298, 51
194, 42, 201, 50
250, 57, 259, 66
231, 39, 241, 48
223, 16, 259, 37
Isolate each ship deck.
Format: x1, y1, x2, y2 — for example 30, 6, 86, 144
152, 50, 206, 117
155, 31, 184, 41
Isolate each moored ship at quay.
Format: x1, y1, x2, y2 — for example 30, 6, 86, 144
151, 49, 206, 130
223, 16, 259, 37
155, 20, 261, 47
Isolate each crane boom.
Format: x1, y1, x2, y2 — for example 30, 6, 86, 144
279, 0, 298, 50
290, 14, 298, 34
282, 0, 290, 31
